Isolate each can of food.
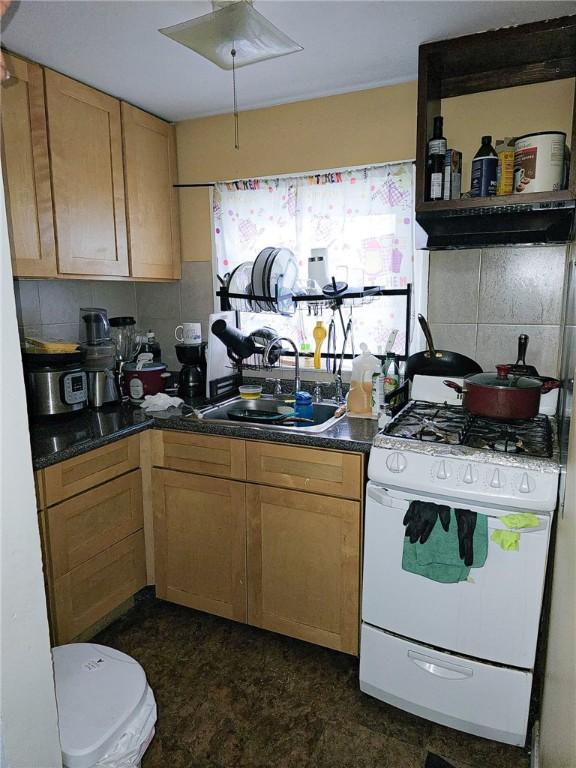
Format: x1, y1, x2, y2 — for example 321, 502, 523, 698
513, 132, 566, 194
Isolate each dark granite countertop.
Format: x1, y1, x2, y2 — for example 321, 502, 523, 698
30, 404, 154, 469
30, 401, 378, 470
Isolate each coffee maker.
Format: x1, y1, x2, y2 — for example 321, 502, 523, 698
80, 308, 121, 408
175, 343, 207, 401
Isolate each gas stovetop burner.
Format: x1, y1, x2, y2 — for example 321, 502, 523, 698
385, 402, 553, 458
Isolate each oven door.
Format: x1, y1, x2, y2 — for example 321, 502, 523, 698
362, 482, 551, 668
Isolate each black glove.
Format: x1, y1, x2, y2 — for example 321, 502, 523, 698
455, 509, 477, 566
403, 501, 451, 545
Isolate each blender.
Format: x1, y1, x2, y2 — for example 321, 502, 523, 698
79, 308, 121, 408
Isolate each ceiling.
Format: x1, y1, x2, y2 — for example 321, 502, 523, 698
2, 1, 574, 121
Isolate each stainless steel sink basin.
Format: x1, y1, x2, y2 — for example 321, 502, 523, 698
195, 395, 345, 433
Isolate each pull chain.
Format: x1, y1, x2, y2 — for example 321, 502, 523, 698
231, 47, 239, 150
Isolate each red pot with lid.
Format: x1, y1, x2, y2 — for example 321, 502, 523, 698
444, 365, 560, 420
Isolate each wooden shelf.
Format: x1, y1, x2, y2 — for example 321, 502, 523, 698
415, 14, 576, 245
417, 190, 575, 214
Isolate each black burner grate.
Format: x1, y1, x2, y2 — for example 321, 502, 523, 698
385, 401, 553, 458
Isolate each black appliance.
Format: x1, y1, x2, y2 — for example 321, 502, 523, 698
175, 343, 207, 400
417, 199, 576, 250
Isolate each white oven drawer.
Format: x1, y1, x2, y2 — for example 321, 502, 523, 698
359, 623, 531, 747
362, 483, 550, 668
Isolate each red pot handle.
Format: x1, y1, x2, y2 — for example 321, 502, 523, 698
541, 378, 561, 392
443, 380, 463, 394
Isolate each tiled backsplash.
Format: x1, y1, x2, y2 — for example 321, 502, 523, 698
14, 245, 569, 378
428, 246, 568, 377
13, 261, 215, 372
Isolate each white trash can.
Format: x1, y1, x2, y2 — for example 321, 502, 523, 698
52, 643, 157, 768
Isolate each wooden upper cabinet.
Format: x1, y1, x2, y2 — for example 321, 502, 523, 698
1, 54, 57, 277
44, 69, 129, 276
122, 103, 181, 280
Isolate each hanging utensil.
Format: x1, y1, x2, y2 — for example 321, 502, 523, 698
313, 321, 327, 370
405, 314, 482, 380
326, 314, 337, 374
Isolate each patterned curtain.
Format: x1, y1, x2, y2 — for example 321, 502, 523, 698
213, 162, 418, 358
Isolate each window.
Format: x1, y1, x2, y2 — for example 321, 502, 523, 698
213, 162, 424, 365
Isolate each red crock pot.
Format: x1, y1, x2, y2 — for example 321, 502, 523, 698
122, 361, 169, 402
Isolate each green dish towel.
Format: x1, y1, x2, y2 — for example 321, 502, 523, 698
402, 509, 488, 583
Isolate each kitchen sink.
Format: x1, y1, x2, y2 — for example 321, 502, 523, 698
195, 395, 345, 433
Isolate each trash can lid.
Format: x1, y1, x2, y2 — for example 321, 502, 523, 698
52, 643, 149, 768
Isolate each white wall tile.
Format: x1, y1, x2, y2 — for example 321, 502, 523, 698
428, 250, 480, 324
478, 246, 567, 325
476, 324, 561, 376
135, 282, 182, 320
427, 323, 477, 360
38, 280, 94, 325
91, 281, 137, 320
13, 280, 41, 326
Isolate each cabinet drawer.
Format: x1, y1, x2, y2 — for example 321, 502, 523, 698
246, 442, 363, 500
153, 431, 246, 480
44, 436, 140, 505
52, 530, 146, 644
46, 470, 143, 578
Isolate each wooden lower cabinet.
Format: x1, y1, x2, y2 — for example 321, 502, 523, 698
52, 530, 146, 644
153, 469, 247, 623
246, 484, 361, 655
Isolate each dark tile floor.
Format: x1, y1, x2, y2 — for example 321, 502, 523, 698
94, 595, 531, 768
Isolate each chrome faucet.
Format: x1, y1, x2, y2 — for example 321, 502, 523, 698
265, 377, 283, 397
264, 336, 300, 395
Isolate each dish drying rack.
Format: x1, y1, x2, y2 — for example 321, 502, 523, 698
216, 282, 413, 361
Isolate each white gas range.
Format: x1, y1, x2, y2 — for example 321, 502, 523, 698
360, 376, 560, 747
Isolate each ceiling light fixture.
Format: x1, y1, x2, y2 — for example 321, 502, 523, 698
159, 0, 303, 149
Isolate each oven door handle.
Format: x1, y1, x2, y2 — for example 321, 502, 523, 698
367, 485, 407, 509
407, 650, 474, 680
372, 485, 549, 526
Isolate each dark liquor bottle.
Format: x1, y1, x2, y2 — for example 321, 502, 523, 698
427, 116, 447, 201
470, 135, 498, 197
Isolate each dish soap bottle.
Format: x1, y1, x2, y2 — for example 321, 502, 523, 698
294, 391, 314, 423
384, 353, 400, 394
348, 343, 380, 418
470, 135, 497, 197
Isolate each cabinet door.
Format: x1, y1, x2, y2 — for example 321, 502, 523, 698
44, 69, 129, 276
122, 103, 181, 280
247, 485, 361, 654
1, 54, 57, 277
153, 469, 247, 622
53, 530, 146, 644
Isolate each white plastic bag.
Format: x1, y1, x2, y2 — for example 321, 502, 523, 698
94, 687, 157, 767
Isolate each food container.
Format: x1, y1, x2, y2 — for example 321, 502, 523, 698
444, 365, 560, 420
513, 132, 566, 194
239, 384, 262, 400
122, 361, 169, 402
